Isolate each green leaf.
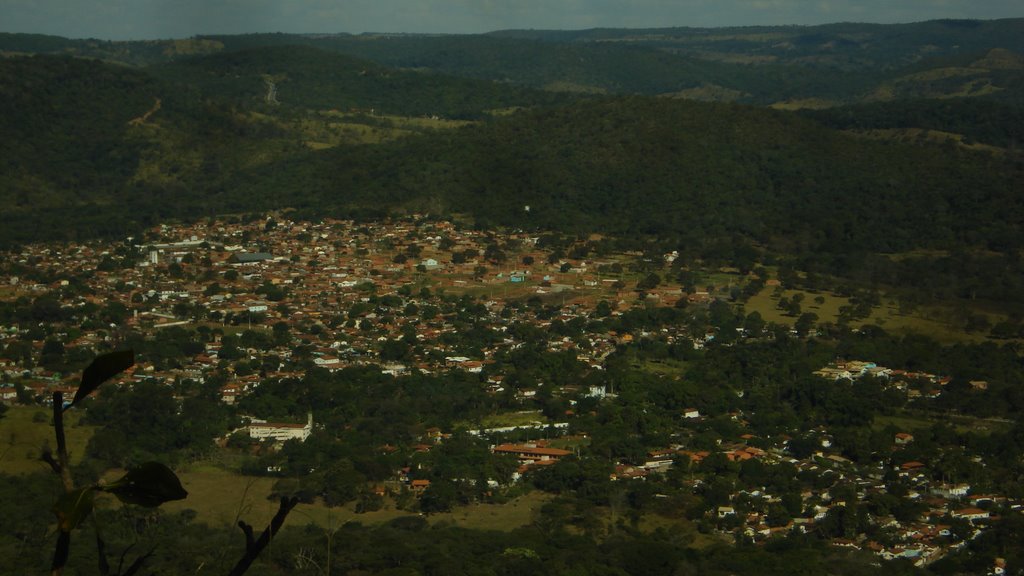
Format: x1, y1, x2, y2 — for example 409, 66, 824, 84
70, 350, 134, 408
102, 462, 188, 507
52, 487, 95, 531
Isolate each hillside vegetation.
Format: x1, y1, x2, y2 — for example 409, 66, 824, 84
1, 50, 1021, 261
5, 19, 1024, 104
1, 25, 1023, 305
232, 97, 1022, 256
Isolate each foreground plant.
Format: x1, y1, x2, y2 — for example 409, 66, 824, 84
42, 349, 296, 575
43, 350, 186, 575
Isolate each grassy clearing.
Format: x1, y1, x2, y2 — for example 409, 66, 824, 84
641, 358, 690, 378
429, 490, 550, 531
144, 466, 278, 526
0, 405, 95, 475
548, 436, 590, 451
848, 128, 1006, 155
158, 465, 550, 533
637, 514, 720, 549
744, 286, 996, 344
770, 98, 836, 110
873, 412, 1012, 436
460, 410, 546, 429
702, 270, 745, 291
872, 414, 936, 433
277, 490, 549, 533
874, 302, 992, 344
743, 286, 851, 327
299, 111, 473, 147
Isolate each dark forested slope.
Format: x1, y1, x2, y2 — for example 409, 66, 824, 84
0, 49, 571, 244
148, 44, 571, 118
0, 55, 158, 209
1, 53, 1021, 261
489, 18, 1024, 69
233, 97, 1023, 255
4, 19, 1023, 104
800, 97, 1024, 149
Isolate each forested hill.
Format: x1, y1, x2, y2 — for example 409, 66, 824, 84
487, 18, 1024, 69
1, 50, 1021, 260
148, 44, 571, 118
128, 17, 1024, 106
230, 97, 1023, 255
206, 33, 825, 102
799, 97, 1024, 149
4, 19, 1023, 104
0, 49, 569, 245
0, 55, 160, 212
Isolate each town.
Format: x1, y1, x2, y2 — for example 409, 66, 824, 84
1, 214, 1018, 572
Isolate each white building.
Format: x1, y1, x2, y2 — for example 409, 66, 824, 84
248, 413, 313, 442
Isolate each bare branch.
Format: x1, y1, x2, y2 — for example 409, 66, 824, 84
50, 531, 70, 576
52, 392, 73, 492
238, 521, 257, 554
96, 533, 110, 576
120, 546, 156, 576
41, 450, 61, 475
49, 391, 75, 576
227, 496, 298, 576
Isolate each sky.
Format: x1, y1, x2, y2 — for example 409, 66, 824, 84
1, 0, 1021, 40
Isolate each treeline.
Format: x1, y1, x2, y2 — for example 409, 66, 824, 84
3, 55, 1023, 306
0, 55, 157, 206
488, 19, 1024, 71
205, 32, 882, 103
0, 468, 927, 576
802, 97, 1024, 148
7, 315, 1024, 573
229, 97, 1023, 257
4, 20, 1024, 105
149, 44, 574, 119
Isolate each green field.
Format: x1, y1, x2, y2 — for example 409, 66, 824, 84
874, 412, 1012, 436
744, 286, 850, 327
158, 465, 552, 533
744, 286, 997, 344
0, 405, 96, 475
457, 410, 546, 430
158, 466, 710, 544
302, 111, 474, 147
640, 358, 690, 378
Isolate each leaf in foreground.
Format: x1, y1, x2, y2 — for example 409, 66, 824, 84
103, 462, 188, 507
52, 487, 96, 531
71, 350, 134, 408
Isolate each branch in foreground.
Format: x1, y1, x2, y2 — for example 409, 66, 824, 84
227, 496, 299, 576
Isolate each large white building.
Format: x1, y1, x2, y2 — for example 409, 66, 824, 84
248, 413, 313, 442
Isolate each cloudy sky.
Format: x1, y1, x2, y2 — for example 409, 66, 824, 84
1, 0, 1021, 40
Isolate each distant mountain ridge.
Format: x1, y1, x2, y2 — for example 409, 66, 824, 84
226, 97, 1022, 256
3, 18, 1023, 104
0, 29, 1021, 263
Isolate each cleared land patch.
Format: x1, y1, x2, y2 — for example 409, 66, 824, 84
0, 405, 95, 475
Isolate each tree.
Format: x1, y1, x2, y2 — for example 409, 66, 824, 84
419, 480, 459, 513
744, 311, 765, 336
637, 273, 661, 291
40, 351, 187, 574
37, 351, 295, 575
786, 299, 802, 317
40, 338, 66, 369
794, 312, 819, 337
